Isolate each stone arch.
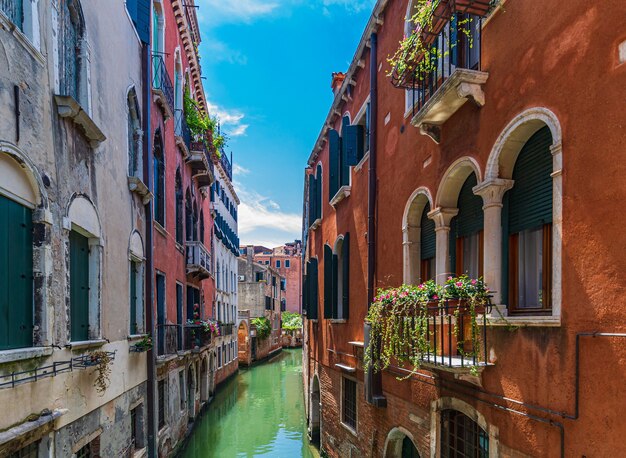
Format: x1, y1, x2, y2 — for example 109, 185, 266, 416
129, 230, 144, 260
402, 187, 434, 284
66, 194, 101, 238
435, 156, 482, 209
309, 374, 321, 448
0, 143, 47, 209
485, 107, 562, 181
238, 320, 250, 365
383, 426, 422, 458
126, 86, 142, 177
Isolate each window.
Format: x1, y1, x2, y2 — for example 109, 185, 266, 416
153, 131, 165, 226
175, 170, 183, 244
70, 230, 90, 341
281, 278, 286, 291
76, 437, 100, 458
353, 101, 370, 162
503, 127, 553, 313
218, 347, 222, 367
308, 165, 322, 226
323, 234, 350, 320
420, 202, 436, 282
179, 371, 185, 410
440, 409, 489, 458
185, 189, 193, 241
255, 271, 264, 282
129, 260, 141, 334
449, 173, 483, 278
59, 0, 87, 107
276, 260, 281, 268
302, 259, 319, 320
127, 88, 142, 177
1, 0, 24, 31
0, 194, 33, 350
176, 283, 183, 349
158, 379, 166, 429
130, 404, 144, 452
285, 260, 291, 268
156, 273, 166, 352
342, 377, 357, 431
8, 441, 39, 458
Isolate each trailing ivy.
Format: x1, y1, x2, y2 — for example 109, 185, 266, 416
281, 312, 302, 331
252, 316, 271, 340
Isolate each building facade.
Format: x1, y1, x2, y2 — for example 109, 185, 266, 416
238, 247, 285, 365
211, 153, 240, 386
253, 241, 303, 314
0, 0, 148, 456
302, 0, 626, 457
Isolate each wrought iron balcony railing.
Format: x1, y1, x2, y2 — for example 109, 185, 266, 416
184, 324, 212, 349
220, 152, 232, 181
152, 54, 175, 115
174, 109, 192, 151
157, 324, 180, 356
186, 241, 211, 279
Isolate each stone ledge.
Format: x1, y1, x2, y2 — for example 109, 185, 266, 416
0, 409, 67, 447
330, 185, 351, 208
486, 315, 561, 327
65, 339, 107, 350
128, 176, 153, 205
54, 95, 106, 148
0, 347, 53, 365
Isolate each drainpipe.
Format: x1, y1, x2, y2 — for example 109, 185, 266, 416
143, 42, 157, 458
364, 31, 386, 408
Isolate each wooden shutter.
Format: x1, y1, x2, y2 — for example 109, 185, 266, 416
309, 258, 319, 320
316, 165, 322, 220
456, 173, 483, 238
323, 245, 333, 318
302, 270, 309, 316
130, 261, 138, 334
345, 125, 364, 167
332, 253, 339, 318
420, 202, 436, 260
342, 233, 350, 319
328, 129, 340, 200
508, 127, 553, 234
0, 196, 33, 350
70, 231, 90, 341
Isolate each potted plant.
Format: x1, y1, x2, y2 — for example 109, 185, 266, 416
131, 335, 153, 353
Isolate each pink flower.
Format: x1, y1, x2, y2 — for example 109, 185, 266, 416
433, 295, 439, 300
471, 279, 477, 285
448, 276, 453, 281
456, 281, 463, 287
418, 284, 424, 289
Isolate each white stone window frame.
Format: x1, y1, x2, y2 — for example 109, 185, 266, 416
352, 96, 371, 173
402, 186, 435, 285
430, 397, 499, 458
383, 426, 424, 458
0, 145, 52, 359
0, 0, 43, 61
64, 194, 103, 343
126, 86, 144, 179
129, 230, 146, 336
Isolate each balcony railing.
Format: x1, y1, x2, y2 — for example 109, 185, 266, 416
184, 324, 212, 350
220, 152, 232, 181
157, 323, 212, 356
152, 54, 174, 116
0, 0, 23, 30
186, 241, 211, 279
174, 109, 192, 151
219, 322, 234, 336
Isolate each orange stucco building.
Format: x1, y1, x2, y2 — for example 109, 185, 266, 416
301, 0, 626, 456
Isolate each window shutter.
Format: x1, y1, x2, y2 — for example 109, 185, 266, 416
0, 196, 33, 350
420, 203, 436, 260
342, 233, 350, 319
332, 253, 338, 318
345, 125, 364, 167
134, 0, 151, 44
70, 231, 90, 342
130, 262, 138, 334
308, 174, 317, 226
309, 258, 319, 320
456, 173, 483, 238
316, 165, 323, 220
328, 129, 340, 200
323, 245, 333, 318
302, 270, 309, 316
508, 127, 553, 234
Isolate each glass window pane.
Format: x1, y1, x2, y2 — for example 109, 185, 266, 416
517, 227, 543, 308
462, 233, 480, 278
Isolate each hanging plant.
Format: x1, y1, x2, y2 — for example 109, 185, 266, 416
252, 317, 271, 340
364, 275, 491, 378
90, 350, 113, 395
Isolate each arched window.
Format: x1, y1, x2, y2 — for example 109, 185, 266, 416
185, 189, 193, 241
129, 231, 145, 335
449, 173, 483, 278
127, 88, 142, 177
503, 126, 553, 312
59, 0, 86, 107
200, 209, 205, 244
153, 130, 165, 226
175, 169, 183, 244
440, 409, 489, 457
420, 202, 436, 281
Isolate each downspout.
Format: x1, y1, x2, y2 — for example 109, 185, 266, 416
143, 43, 157, 458
364, 31, 386, 408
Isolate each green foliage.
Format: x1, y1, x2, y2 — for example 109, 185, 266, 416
364, 276, 492, 379
281, 312, 302, 331
252, 316, 271, 340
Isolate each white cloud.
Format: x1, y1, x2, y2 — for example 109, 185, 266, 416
233, 164, 251, 176
197, 0, 280, 24
206, 101, 249, 137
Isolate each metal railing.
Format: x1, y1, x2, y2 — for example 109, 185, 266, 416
174, 109, 192, 151
186, 241, 211, 275
157, 324, 180, 356
152, 54, 174, 114
220, 152, 232, 181
0, 0, 22, 30
184, 324, 211, 349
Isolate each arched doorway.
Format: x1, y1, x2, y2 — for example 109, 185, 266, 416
384, 427, 420, 458
309, 375, 321, 447
238, 321, 249, 365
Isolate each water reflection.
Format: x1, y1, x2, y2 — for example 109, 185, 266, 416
179, 348, 316, 458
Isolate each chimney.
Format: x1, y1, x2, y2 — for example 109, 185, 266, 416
331, 72, 346, 94
247, 245, 254, 263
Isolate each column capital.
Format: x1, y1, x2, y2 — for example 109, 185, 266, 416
428, 207, 458, 229
473, 178, 514, 209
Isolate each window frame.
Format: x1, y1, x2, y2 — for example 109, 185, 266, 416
341, 376, 358, 433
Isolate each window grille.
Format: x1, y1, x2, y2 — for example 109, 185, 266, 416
440, 409, 489, 458
342, 377, 357, 430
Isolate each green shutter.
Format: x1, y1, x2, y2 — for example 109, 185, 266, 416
332, 254, 338, 318
308, 174, 316, 226
345, 125, 364, 167
309, 258, 319, 320
70, 231, 90, 341
342, 233, 350, 320
420, 202, 436, 260
508, 126, 553, 234
455, 173, 483, 238
316, 165, 322, 220
328, 129, 340, 200
302, 270, 309, 316
0, 196, 33, 350
323, 245, 333, 319
130, 261, 138, 334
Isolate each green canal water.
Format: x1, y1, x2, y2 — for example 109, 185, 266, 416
179, 348, 318, 458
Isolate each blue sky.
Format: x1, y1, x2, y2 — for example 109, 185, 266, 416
196, 0, 375, 248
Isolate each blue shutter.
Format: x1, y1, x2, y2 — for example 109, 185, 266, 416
328, 129, 340, 200
323, 245, 333, 318
420, 202, 436, 260
342, 233, 350, 319
345, 125, 364, 167
309, 258, 319, 320
133, 0, 151, 44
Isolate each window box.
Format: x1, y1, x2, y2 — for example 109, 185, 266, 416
55, 95, 106, 148
330, 185, 351, 208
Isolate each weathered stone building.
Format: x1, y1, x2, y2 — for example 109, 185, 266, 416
238, 247, 284, 365
302, 0, 626, 456
0, 0, 148, 455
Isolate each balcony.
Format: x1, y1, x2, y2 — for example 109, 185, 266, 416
219, 322, 234, 336
174, 109, 192, 157
152, 54, 174, 119
156, 324, 212, 357
220, 151, 232, 181
186, 241, 211, 279
183, 324, 212, 350
391, 0, 491, 143
187, 141, 215, 188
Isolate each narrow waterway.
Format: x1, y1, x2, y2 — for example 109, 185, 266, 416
179, 348, 317, 458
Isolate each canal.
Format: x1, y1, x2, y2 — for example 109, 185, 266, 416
179, 348, 317, 458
